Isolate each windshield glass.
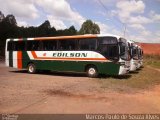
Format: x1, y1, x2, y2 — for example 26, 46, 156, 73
138, 48, 143, 59
98, 37, 119, 61
132, 46, 139, 60
119, 38, 130, 60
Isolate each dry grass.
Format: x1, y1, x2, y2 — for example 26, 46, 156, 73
97, 56, 160, 93
144, 55, 160, 69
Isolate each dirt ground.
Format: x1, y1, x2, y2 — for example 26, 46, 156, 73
0, 62, 160, 114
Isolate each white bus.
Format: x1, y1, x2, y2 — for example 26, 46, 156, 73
127, 40, 139, 71
5, 34, 130, 77
137, 46, 143, 68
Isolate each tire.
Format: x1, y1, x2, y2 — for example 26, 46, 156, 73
27, 63, 36, 74
86, 66, 98, 78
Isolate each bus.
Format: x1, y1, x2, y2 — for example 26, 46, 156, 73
5, 34, 130, 77
127, 40, 139, 71
137, 46, 143, 68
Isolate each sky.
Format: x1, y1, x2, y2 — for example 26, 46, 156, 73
0, 0, 160, 43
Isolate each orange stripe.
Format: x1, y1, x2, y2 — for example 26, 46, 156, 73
17, 51, 22, 69
34, 35, 97, 41
31, 51, 38, 58
36, 57, 107, 61
17, 38, 23, 69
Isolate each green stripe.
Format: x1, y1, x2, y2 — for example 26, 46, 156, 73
31, 60, 120, 75
22, 38, 29, 68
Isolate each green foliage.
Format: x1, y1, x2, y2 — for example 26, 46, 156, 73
79, 20, 100, 34
0, 12, 101, 56
0, 11, 79, 56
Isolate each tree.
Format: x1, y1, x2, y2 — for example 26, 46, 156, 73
5, 14, 17, 26
79, 20, 100, 34
38, 20, 51, 36
0, 13, 18, 56
0, 11, 5, 22
39, 20, 51, 29
0, 11, 79, 56
68, 25, 77, 35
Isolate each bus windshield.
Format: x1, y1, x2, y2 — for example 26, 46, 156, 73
131, 46, 139, 60
119, 38, 130, 60
98, 37, 119, 61
138, 48, 143, 59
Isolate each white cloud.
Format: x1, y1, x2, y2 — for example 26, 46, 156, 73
156, 31, 160, 36
153, 14, 160, 21
111, 29, 123, 36
109, 0, 160, 43
149, 10, 160, 22
95, 22, 109, 34
126, 27, 160, 43
0, 0, 39, 19
47, 15, 67, 30
129, 24, 145, 30
0, 0, 85, 29
110, 10, 118, 17
97, 11, 106, 17
140, 30, 151, 36
113, 0, 152, 26
95, 21, 124, 36
128, 16, 152, 24
117, 0, 145, 15
35, 0, 85, 27
127, 34, 146, 43
17, 20, 28, 27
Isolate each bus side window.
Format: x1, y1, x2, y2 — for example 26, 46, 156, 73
79, 38, 96, 51
42, 41, 47, 51
59, 40, 65, 50
59, 39, 76, 51
18, 41, 26, 51
33, 41, 39, 51
42, 40, 57, 51
7, 41, 13, 51
26, 41, 40, 51
26, 41, 32, 51
37, 41, 43, 51
68, 39, 77, 50
8, 41, 21, 51
12, 41, 18, 51
49, 41, 57, 51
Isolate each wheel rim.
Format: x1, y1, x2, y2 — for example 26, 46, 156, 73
29, 65, 34, 73
88, 68, 96, 75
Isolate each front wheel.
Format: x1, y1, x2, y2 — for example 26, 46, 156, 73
86, 66, 98, 78
27, 63, 36, 74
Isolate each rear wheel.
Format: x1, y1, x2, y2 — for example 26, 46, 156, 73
86, 66, 98, 78
27, 63, 36, 74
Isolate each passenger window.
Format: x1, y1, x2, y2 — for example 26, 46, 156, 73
7, 41, 26, 51
79, 38, 97, 50
42, 40, 57, 51
26, 41, 40, 51
7, 41, 13, 51
17, 41, 25, 51
59, 39, 76, 50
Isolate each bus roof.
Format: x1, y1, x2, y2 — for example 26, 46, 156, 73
7, 34, 123, 41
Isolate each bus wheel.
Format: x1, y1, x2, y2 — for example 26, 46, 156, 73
27, 63, 36, 74
86, 66, 98, 78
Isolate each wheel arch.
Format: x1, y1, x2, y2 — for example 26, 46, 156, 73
85, 64, 98, 72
